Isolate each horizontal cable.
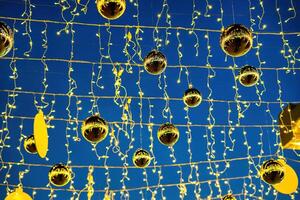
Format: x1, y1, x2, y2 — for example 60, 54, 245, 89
0, 89, 297, 105
0, 154, 273, 169
0, 114, 285, 128
1, 56, 299, 71
0, 175, 253, 193
0, 16, 299, 35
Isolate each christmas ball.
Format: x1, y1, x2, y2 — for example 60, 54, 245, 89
157, 123, 179, 146
49, 164, 72, 187
23, 135, 37, 154
222, 194, 236, 200
81, 115, 109, 144
5, 187, 32, 200
132, 148, 151, 168
0, 21, 14, 57
239, 65, 260, 87
220, 24, 252, 57
260, 159, 285, 185
183, 87, 202, 108
143, 50, 167, 75
96, 0, 126, 20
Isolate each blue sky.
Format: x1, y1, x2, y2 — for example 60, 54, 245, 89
0, 0, 300, 199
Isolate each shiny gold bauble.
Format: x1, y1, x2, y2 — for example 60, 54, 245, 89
222, 194, 236, 200
23, 135, 37, 154
96, 0, 126, 20
81, 115, 109, 144
260, 159, 285, 185
5, 187, 32, 200
183, 88, 202, 108
220, 24, 253, 57
49, 164, 72, 187
238, 65, 260, 87
143, 50, 167, 75
157, 123, 179, 146
0, 21, 14, 57
132, 148, 151, 168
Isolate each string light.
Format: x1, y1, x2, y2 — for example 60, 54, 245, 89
1, 0, 299, 199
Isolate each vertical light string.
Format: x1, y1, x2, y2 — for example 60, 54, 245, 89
284, 0, 297, 23
204, 0, 213, 18
3, 164, 12, 194
275, 0, 296, 74
77, 0, 91, 14
0, 20, 18, 172
253, 34, 267, 106
190, 0, 200, 57
17, 119, 25, 163
257, 0, 267, 30
40, 22, 50, 110
55, 0, 79, 35
205, 31, 219, 192
248, 0, 256, 30
22, 0, 34, 57
266, 103, 283, 157
218, 0, 224, 30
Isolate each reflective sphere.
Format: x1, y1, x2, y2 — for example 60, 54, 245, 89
183, 88, 202, 108
49, 164, 71, 187
133, 149, 151, 168
260, 159, 285, 185
220, 24, 252, 57
96, 0, 126, 20
0, 22, 14, 57
23, 135, 37, 154
157, 123, 179, 146
81, 115, 109, 144
222, 194, 236, 200
143, 50, 167, 75
239, 65, 260, 87
5, 187, 32, 200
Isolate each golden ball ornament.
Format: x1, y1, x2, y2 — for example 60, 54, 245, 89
0, 21, 14, 57
157, 123, 179, 146
49, 164, 72, 187
260, 159, 285, 185
238, 65, 260, 87
132, 148, 151, 168
23, 135, 37, 154
143, 50, 167, 75
183, 87, 202, 108
96, 0, 126, 20
5, 187, 32, 200
220, 24, 253, 57
222, 194, 236, 200
81, 115, 109, 144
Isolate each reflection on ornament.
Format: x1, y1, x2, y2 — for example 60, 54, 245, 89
132, 149, 151, 168
220, 24, 253, 57
96, 0, 126, 20
34, 110, 48, 158
157, 123, 179, 146
143, 50, 167, 75
222, 194, 236, 200
23, 135, 37, 154
260, 159, 285, 185
81, 115, 109, 144
0, 21, 13, 57
5, 187, 32, 200
238, 65, 260, 87
49, 164, 72, 187
183, 87, 202, 108
273, 161, 298, 194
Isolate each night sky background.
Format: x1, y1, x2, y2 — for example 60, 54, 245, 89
0, 0, 300, 199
